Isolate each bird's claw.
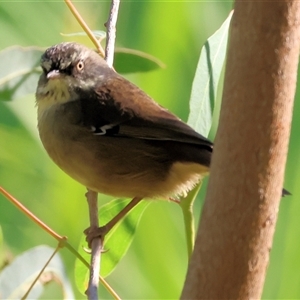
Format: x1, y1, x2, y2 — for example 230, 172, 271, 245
84, 225, 108, 248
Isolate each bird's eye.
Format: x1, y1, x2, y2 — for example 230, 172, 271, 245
76, 61, 84, 71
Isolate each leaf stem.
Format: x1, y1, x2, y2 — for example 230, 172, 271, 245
179, 183, 202, 259
64, 0, 105, 57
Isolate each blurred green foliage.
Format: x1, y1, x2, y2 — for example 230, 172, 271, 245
0, 1, 299, 299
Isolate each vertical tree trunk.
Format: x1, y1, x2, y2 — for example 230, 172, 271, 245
181, 1, 300, 299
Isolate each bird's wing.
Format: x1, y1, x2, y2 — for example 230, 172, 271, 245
86, 75, 213, 149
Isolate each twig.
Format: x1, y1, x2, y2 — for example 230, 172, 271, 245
64, 0, 105, 57
105, 0, 120, 66
22, 243, 62, 300
0, 186, 65, 242
0, 186, 119, 299
85, 189, 102, 300
84, 2, 120, 297
64, 1, 121, 298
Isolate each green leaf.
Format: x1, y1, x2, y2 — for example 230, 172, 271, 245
75, 198, 150, 294
187, 11, 233, 136
114, 47, 165, 74
0, 245, 74, 299
0, 46, 43, 101
180, 12, 233, 258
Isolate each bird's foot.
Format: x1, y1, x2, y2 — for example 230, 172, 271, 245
84, 225, 108, 248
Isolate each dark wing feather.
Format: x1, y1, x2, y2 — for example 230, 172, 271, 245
89, 74, 213, 150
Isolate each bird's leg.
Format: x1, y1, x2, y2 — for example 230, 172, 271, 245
84, 196, 143, 247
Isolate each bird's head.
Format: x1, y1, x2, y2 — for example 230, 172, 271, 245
36, 42, 110, 111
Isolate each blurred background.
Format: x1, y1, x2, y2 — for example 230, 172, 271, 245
0, 0, 299, 299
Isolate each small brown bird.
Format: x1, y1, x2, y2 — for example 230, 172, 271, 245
35, 42, 213, 241
36, 42, 290, 242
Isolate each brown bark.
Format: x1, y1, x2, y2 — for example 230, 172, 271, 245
181, 1, 300, 299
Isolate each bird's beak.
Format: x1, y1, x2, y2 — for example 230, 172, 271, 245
47, 69, 61, 80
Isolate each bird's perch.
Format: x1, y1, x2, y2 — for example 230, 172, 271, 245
182, 1, 300, 298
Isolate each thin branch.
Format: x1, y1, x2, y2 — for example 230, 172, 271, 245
84, 1, 120, 298
0, 186, 65, 242
0, 186, 119, 298
64, 0, 105, 57
22, 243, 61, 300
102, 197, 142, 232
64, 2, 121, 299
64, 243, 120, 300
105, 0, 120, 66
85, 189, 102, 300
